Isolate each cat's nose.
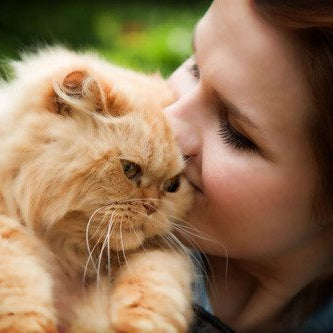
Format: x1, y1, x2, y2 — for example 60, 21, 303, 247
143, 202, 157, 215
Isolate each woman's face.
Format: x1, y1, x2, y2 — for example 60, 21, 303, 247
165, 0, 321, 259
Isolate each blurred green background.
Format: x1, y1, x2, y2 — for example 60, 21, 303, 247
0, 0, 209, 79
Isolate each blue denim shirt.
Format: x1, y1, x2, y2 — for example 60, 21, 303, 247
300, 296, 333, 333
192, 252, 333, 333
191, 252, 213, 313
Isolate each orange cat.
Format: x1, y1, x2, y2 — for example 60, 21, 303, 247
0, 47, 194, 332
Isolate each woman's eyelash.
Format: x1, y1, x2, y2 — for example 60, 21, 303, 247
189, 62, 200, 79
218, 120, 258, 152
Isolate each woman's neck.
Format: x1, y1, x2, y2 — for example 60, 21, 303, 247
207, 229, 333, 332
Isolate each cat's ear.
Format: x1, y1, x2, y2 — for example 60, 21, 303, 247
53, 70, 107, 116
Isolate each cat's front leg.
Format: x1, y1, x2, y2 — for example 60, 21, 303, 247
0, 215, 57, 333
110, 249, 193, 333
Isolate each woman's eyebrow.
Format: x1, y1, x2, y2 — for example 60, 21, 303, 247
191, 22, 258, 131
213, 90, 258, 130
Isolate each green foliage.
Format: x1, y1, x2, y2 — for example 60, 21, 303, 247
0, 1, 208, 78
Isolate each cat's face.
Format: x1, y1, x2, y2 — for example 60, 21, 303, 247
4, 48, 193, 271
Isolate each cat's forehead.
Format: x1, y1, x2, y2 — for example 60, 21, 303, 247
17, 48, 182, 178
103, 111, 184, 179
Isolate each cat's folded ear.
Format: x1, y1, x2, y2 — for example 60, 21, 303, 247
51, 70, 106, 116
49, 70, 129, 117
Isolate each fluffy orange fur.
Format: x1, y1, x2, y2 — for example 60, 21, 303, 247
0, 47, 194, 332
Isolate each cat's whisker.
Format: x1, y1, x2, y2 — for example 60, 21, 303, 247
96, 227, 109, 285
170, 219, 230, 295
169, 224, 200, 247
165, 231, 217, 294
104, 195, 127, 206
87, 209, 110, 272
84, 206, 107, 283
156, 211, 225, 296
129, 209, 184, 256
169, 222, 214, 264
102, 195, 162, 210
168, 229, 210, 279
97, 209, 118, 285
123, 198, 163, 205
131, 208, 165, 229
132, 208, 197, 252
170, 215, 230, 264
84, 206, 116, 282
159, 234, 182, 256
170, 221, 215, 244
130, 207, 215, 269
168, 232, 192, 256
172, 217, 229, 291
169, 221, 214, 263
130, 209, 191, 258
106, 214, 114, 278
119, 218, 129, 268
169, 231, 218, 297
115, 221, 121, 268
160, 233, 205, 285
130, 222, 147, 254
170, 215, 222, 244
131, 198, 161, 202
103, 209, 117, 280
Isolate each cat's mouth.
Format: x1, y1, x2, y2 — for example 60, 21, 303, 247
108, 227, 145, 251
91, 213, 165, 252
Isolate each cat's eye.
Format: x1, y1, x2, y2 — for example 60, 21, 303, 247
164, 175, 180, 193
120, 159, 142, 182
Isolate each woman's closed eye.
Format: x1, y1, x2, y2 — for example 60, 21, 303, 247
212, 90, 260, 154
186, 56, 258, 153
218, 119, 258, 153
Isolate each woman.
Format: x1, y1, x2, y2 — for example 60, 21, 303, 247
165, 1, 333, 332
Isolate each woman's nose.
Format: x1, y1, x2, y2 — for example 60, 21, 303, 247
164, 94, 201, 158
167, 58, 198, 99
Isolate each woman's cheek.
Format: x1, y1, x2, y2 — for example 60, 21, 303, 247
203, 155, 316, 257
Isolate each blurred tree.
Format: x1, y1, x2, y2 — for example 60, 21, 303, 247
0, 0, 209, 78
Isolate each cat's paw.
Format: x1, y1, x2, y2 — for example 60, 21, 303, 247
110, 290, 188, 333
0, 312, 57, 333
110, 307, 187, 333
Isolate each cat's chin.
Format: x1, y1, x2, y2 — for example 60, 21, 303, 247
108, 227, 146, 251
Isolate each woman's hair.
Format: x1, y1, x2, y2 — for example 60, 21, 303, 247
253, 1, 333, 328
254, 0, 333, 224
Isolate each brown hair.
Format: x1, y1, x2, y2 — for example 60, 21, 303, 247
254, 0, 333, 223
253, 1, 333, 328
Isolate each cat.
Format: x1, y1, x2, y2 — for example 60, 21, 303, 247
0, 47, 194, 333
